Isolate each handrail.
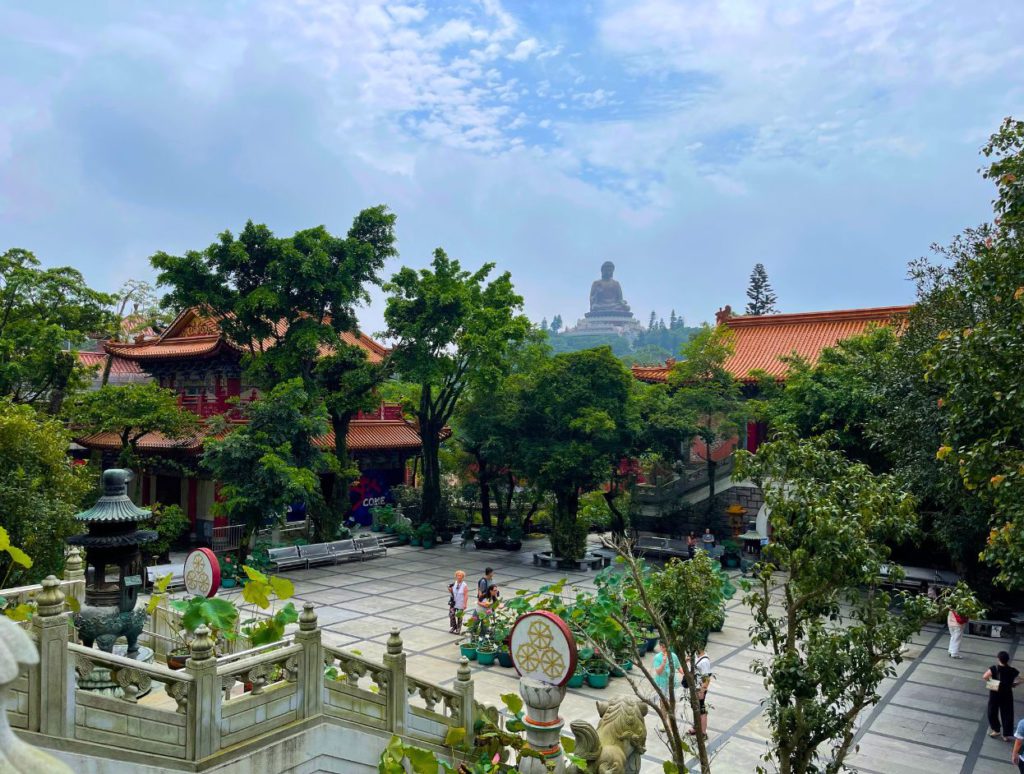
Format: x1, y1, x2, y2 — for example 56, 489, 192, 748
216, 636, 294, 665
215, 642, 302, 677
68, 642, 194, 683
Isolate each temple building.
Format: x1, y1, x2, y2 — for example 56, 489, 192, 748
632, 304, 912, 452
561, 261, 644, 339
74, 308, 425, 542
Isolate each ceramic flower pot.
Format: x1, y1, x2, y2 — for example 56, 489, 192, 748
497, 650, 514, 668
567, 671, 586, 688
460, 643, 478, 661
476, 648, 497, 666
586, 671, 610, 689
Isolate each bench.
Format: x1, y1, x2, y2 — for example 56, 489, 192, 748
299, 543, 333, 567
354, 536, 387, 560
146, 564, 185, 589
267, 546, 306, 572
634, 536, 690, 561
969, 619, 1010, 638
327, 540, 361, 564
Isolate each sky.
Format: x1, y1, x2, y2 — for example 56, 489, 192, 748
1, 0, 1022, 336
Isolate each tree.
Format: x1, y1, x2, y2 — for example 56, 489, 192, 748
668, 325, 745, 515
383, 249, 530, 527
202, 379, 331, 561
0, 248, 113, 413
540, 317, 548, 332
67, 383, 199, 497
551, 314, 563, 333
735, 433, 936, 774
0, 399, 92, 583
648, 310, 656, 331
100, 279, 167, 387
930, 117, 1024, 588
745, 263, 778, 315
513, 347, 634, 559
151, 207, 397, 536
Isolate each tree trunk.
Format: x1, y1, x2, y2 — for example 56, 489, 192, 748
551, 489, 581, 559
475, 452, 492, 528
705, 449, 717, 520
100, 353, 114, 387
420, 423, 442, 527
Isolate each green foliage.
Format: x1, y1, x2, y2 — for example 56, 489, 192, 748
203, 379, 330, 560
0, 399, 90, 583
384, 248, 531, 526
238, 565, 298, 646
941, 580, 986, 620
0, 526, 34, 620
142, 503, 189, 561
151, 208, 398, 533
169, 595, 240, 644
0, 248, 114, 411
745, 262, 778, 315
736, 433, 938, 774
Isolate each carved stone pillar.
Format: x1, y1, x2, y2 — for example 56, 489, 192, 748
63, 548, 85, 611
382, 627, 406, 735
0, 615, 73, 773
453, 656, 475, 747
294, 602, 323, 720
186, 625, 220, 758
31, 576, 71, 737
519, 678, 566, 774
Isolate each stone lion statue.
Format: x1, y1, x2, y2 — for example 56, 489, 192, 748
569, 697, 648, 774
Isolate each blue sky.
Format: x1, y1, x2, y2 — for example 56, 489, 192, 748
1, 0, 1022, 335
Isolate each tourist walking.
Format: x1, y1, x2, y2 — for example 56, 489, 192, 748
984, 651, 1020, 741
1012, 718, 1024, 772
687, 645, 713, 738
948, 607, 967, 658
448, 570, 469, 634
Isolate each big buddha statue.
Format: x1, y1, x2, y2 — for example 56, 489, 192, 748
588, 261, 631, 316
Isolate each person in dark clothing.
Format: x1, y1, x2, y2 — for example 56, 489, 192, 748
984, 650, 1021, 741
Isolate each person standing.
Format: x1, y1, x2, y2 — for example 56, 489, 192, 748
653, 640, 682, 699
948, 607, 967, 658
984, 650, 1021, 741
687, 645, 713, 738
687, 532, 697, 559
473, 568, 496, 635
478, 567, 495, 600
702, 528, 716, 550
448, 570, 469, 634
1013, 718, 1024, 773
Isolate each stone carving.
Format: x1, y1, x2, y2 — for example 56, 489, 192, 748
569, 697, 649, 774
0, 615, 74, 773
167, 679, 189, 714
112, 666, 152, 703
589, 261, 630, 314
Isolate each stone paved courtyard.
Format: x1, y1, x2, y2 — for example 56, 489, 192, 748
224, 537, 1020, 772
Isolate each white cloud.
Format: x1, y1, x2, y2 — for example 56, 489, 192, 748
507, 37, 539, 61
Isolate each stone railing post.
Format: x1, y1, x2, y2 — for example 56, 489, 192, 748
31, 575, 72, 737
294, 602, 323, 720
186, 625, 221, 759
63, 547, 85, 610
382, 627, 406, 735
454, 656, 475, 748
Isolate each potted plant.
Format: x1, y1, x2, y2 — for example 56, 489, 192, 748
237, 566, 299, 647
501, 523, 523, 552
220, 554, 239, 588
586, 659, 610, 688
567, 664, 586, 688
476, 636, 498, 666
474, 526, 498, 550
415, 523, 436, 549
720, 538, 742, 569
164, 593, 239, 669
460, 523, 476, 546
394, 521, 413, 546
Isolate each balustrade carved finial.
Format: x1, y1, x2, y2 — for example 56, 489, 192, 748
189, 624, 215, 663
299, 602, 318, 631
386, 628, 403, 655
456, 656, 472, 684
64, 547, 84, 576
35, 576, 65, 618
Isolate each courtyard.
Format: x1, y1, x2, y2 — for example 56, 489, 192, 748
211, 537, 1022, 773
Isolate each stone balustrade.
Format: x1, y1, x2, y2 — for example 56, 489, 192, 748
7, 577, 481, 770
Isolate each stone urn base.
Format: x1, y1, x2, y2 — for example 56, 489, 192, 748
532, 551, 610, 571
77, 644, 154, 698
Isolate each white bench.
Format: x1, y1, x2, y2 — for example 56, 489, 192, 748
299, 543, 333, 567
146, 564, 185, 589
267, 546, 306, 571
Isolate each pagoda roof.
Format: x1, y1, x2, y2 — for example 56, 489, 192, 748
77, 351, 146, 377
103, 308, 388, 364
75, 416, 441, 455
632, 305, 911, 384
74, 469, 152, 523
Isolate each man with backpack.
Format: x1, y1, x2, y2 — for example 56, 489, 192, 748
687, 645, 713, 738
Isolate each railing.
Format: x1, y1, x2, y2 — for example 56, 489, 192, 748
10, 573, 482, 766
633, 454, 737, 505
211, 524, 244, 553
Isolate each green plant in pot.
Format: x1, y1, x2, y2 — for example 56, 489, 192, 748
720, 537, 742, 568
394, 521, 413, 546
476, 635, 498, 666
237, 566, 299, 646
461, 613, 481, 660
567, 663, 587, 688
501, 523, 523, 551
159, 584, 240, 669
220, 553, 239, 588
474, 525, 497, 550
415, 522, 436, 549
586, 658, 610, 688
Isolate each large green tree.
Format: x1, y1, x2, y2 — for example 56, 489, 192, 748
383, 249, 530, 527
151, 208, 397, 536
203, 379, 331, 561
0, 248, 113, 413
0, 399, 91, 583
736, 433, 935, 774
512, 347, 635, 559
930, 117, 1024, 588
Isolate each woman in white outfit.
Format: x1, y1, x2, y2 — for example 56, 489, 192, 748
948, 607, 967, 659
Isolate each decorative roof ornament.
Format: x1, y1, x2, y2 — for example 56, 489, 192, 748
74, 469, 151, 524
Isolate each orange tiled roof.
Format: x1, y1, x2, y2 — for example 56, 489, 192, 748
104, 308, 387, 364
630, 305, 911, 384
76, 418, 436, 455
77, 351, 146, 376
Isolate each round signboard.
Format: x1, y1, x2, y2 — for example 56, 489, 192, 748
184, 548, 221, 597
509, 610, 577, 687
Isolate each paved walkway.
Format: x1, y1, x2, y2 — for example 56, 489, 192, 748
229, 537, 1021, 772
